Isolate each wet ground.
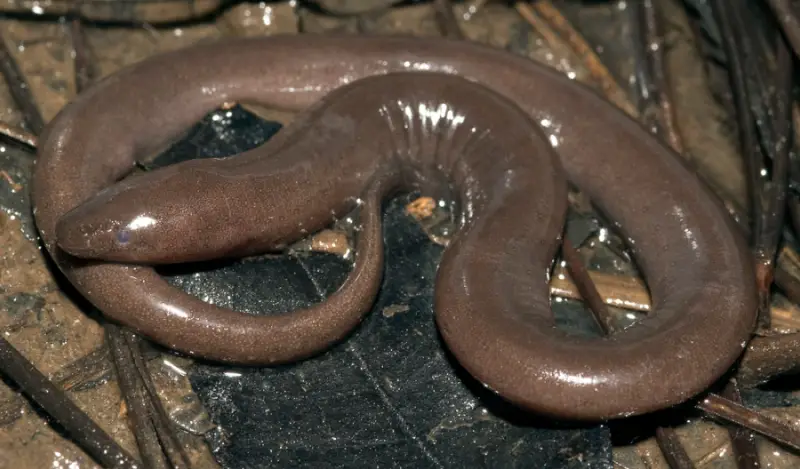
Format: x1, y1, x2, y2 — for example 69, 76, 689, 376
1, 0, 800, 468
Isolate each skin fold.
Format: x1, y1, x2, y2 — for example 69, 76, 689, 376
31, 35, 757, 421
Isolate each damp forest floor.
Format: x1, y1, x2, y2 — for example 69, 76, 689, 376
2, 1, 800, 469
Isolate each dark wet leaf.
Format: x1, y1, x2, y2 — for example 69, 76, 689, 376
0, 147, 36, 239
143, 105, 614, 468
682, 0, 723, 52
740, 378, 800, 409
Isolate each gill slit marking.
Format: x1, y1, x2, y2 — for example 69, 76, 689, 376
379, 103, 402, 162
460, 127, 493, 171
439, 106, 465, 171
431, 102, 448, 170
454, 127, 493, 227
401, 99, 419, 164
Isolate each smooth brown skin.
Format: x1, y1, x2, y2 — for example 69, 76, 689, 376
32, 35, 757, 420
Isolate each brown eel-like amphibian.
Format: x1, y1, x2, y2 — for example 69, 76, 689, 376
31, 35, 757, 420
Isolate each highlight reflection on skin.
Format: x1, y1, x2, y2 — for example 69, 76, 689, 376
127, 215, 157, 230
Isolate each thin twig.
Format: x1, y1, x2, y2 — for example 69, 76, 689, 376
433, 0, 464, 39
655, 427, 696, 469
765, 0, 800, 60
630, 0, 757, 241
661, 369, 701, 459
0, 35, 44, 135
560, 238, 614, 335
763, 24, 794, 253
0, 120, 36, 148
710, 0, 764, 245
629, 0, 660, 134
69, 15, 97, 93
0, 337, 141, 469
638, 0, 686, 154
549, 261, 800, 331
125, 332, 191, 469
721, 380, 763, 469
107, 325, 169, 469
736, 1, 794, 330
698, 394, 800, 453
51, 345, 111, 392
514, 2, 583, 77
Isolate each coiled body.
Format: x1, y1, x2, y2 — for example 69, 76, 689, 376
32, 35, 757, 420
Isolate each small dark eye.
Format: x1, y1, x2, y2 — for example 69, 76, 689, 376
116, 230, 131, 244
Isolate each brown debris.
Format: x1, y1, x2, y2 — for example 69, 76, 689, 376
310, 229, 352, 257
